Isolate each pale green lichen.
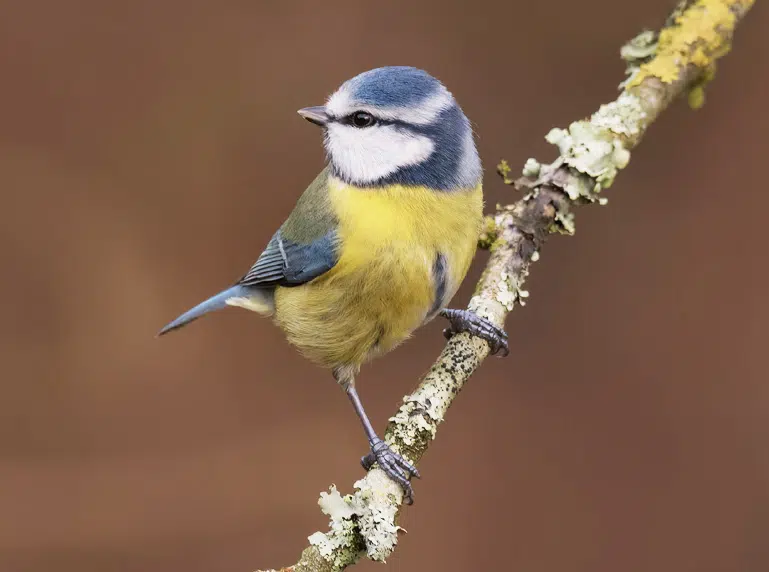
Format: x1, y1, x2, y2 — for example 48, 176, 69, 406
552, 210, 576, 235
530, 49, 648, 229
591, 92, 646, 137
495, 272, 518, 310
621, 29, 659, 62
545, 122, 630, 198
521, 185, 541, 204
522, 158, 542, 178
620, 30, 658, 88
389, 372, 458, 441
388, 398, 436, 442
494, 270, 531, 310
307, 474, 406, 568
352, 472, 403, 561
613, 145, 631, 170
308, 487, 365, 570
318, 486, 358, 520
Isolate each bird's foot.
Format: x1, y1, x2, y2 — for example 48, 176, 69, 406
361, 437, 420, 504
440, 308, 509, 356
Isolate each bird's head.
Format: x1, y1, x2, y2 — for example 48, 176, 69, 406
298, 66, 481, 191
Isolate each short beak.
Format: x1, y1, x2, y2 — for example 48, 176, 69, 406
297, 106, 330, 127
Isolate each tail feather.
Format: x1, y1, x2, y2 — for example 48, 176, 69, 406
157, 285, 249, 337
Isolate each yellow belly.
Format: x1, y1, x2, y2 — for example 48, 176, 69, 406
273, 178, 483, 369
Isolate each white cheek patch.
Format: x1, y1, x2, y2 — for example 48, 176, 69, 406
325, 123, 434, 184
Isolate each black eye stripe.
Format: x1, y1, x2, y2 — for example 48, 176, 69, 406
336, 111, 375, 128
329, 110, 438, 131
335, 113, 399, 128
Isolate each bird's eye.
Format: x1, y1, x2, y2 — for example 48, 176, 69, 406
350, 111, 376, 128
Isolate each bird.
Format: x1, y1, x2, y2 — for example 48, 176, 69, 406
158, 66, 508, 503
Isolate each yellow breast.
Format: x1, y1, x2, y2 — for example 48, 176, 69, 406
274, 177, 483, 368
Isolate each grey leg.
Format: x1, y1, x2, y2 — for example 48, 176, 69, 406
335, 367, 420, 504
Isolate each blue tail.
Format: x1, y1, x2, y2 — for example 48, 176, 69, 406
157, 285, 249, 337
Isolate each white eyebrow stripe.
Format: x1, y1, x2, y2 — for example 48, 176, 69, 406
325, 88, 353, 117
326, 89, 454, 125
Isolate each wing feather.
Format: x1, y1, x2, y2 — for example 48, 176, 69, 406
237, 229, 337, 288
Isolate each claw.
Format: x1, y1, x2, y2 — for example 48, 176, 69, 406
362, 438, 420, 504
440, 309, 510, 356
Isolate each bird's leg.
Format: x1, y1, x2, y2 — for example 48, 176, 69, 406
334, 367, 420, 504
440, 308, 509, 356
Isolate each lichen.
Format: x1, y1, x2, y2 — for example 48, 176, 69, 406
478, 216, 500, 249
307, 474, 406, 568
389, 370, 458, 440
308, 487, 365, 570
497, 159, 514, 185
627, 0, 742, 89
621, 30, 659, 62
494, 270, 526, 310
352, 472, 403, 561
388, 397, 436, 442
522, 185, 541, 204
591, 92, 646, 137
545, 122, 630, 198
687, 62, 717, 108
318, 486, 358, 520
552, 210, 576, 235
496, 277, 516, 310
522, 158, 542, 178
620, 30, 658, 88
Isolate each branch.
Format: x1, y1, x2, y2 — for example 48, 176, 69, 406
258, 1, 755, 570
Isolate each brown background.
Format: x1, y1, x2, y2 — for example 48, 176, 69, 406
1, 1, 767, 570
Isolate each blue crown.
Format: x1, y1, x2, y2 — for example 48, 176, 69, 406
344, 66, 444, 108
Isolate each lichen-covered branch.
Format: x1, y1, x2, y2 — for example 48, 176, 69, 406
257, 1, 755, 570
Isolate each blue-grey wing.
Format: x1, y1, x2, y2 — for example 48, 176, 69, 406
237, 229, 338, 288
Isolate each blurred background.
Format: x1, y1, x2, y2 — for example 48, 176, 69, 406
1, 0, 767, 570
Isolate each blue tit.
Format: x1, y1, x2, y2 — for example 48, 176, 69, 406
159, 66, 508, 503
